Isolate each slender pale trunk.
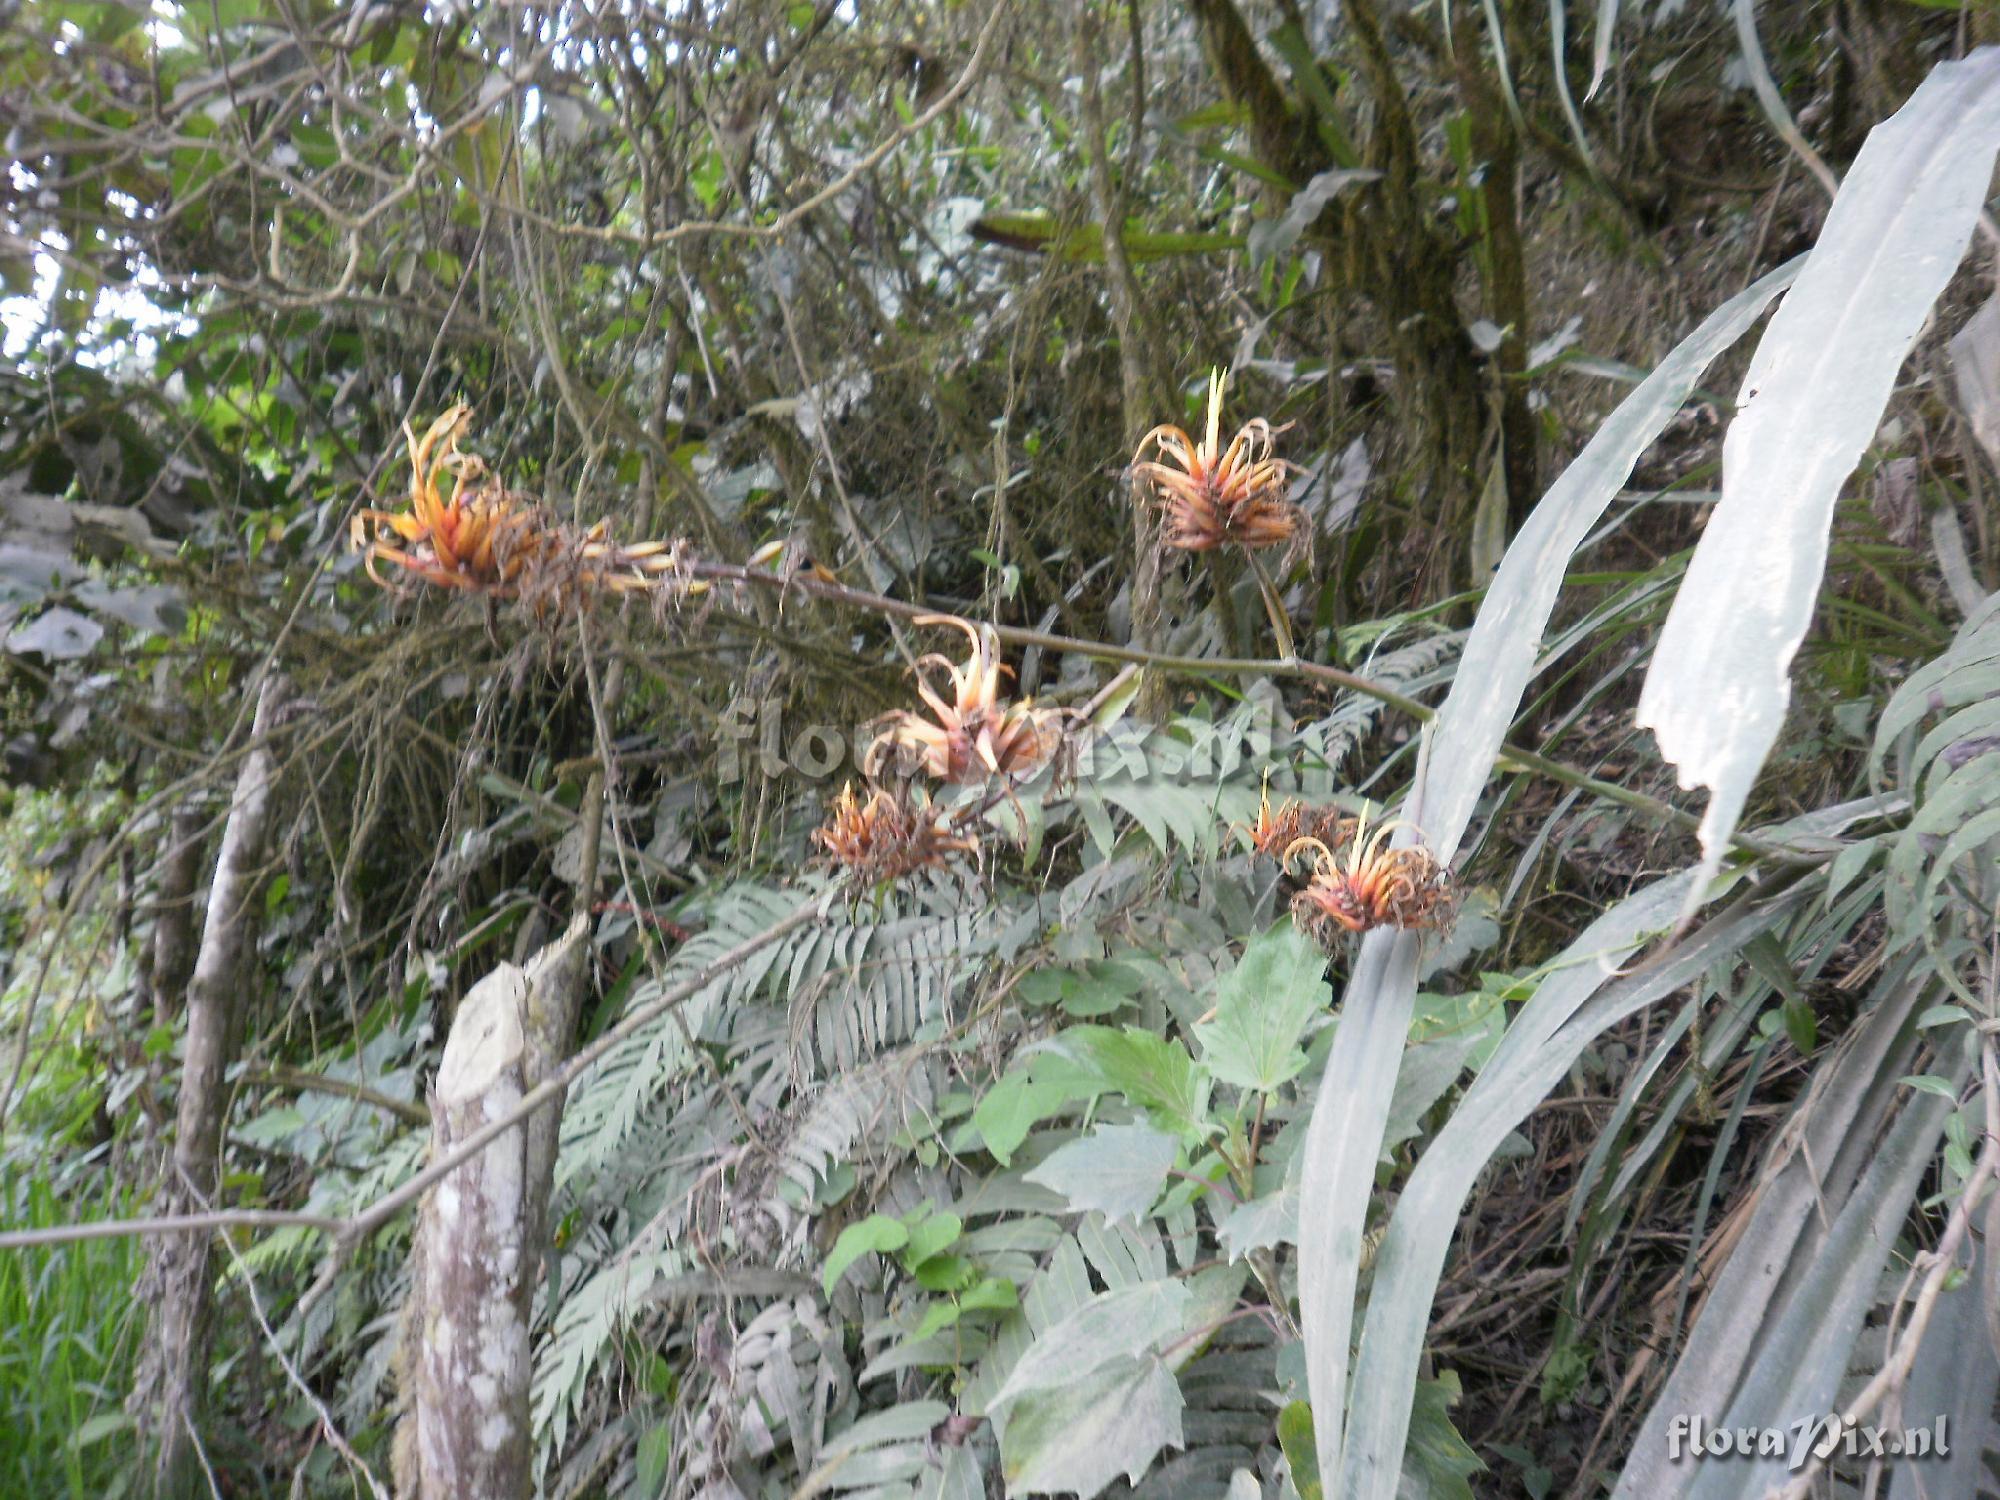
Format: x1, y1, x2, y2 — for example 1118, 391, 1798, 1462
396, 773, 599, 1499
131, 673, 289, 1498
395, 923, 590, 1499
406, 963, 535, 1496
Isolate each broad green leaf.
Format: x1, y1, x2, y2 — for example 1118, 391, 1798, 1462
1216, 1185, 1297, 1260
904, 1210, 964, 1267
636, 1422, 671, 1495
960, 1276, 1020, 1315
1278, 1402, 1323, 1500
991, 1279, 1193, 1408
971, 211, 1241, 262
1402, 1373, 1484, 1499
1000, 1354, 1184, 1499
916, 1443, 984, 1500
1195, 926, 1330, 1092
1899, 1074, 1959, 1100
1024, 1123, 1178, 1225
1064, 1027, 1210, 1138
973, 1060, 1094, 1166
824, 1214, 909, 1297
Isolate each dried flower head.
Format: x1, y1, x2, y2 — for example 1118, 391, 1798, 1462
1285, 811, 1456, 945
1131, 369, 1303, 555
351, 407, 693, 599
1243, 779, 1353, 861
865, 615, 1060, 783
812, 782, 977, 884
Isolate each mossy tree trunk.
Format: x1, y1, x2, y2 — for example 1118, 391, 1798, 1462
130, 673, 289, 1499
1186, 0, 1534, 548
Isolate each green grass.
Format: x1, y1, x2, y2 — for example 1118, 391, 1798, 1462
0, 1171, 144, 1500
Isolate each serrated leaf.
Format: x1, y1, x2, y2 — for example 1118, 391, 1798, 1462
1024, 1124, 1178, 1224
1195, 926, 1329, 1092
1217, 1186, 1298, 1260
1065, 1027, 1211, 1139
1001, 1354, 1185, 1498
991, 1279, 1192, 1409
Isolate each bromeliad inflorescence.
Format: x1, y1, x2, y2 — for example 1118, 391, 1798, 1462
1130, 368, 1303, 557
350, 406, 690, 599
1130, 369, 1307, 658
864, 615, 1061, 784
1243, 778, 1353, 862
811, 782, 979, 885
1283, 808, 1456, 947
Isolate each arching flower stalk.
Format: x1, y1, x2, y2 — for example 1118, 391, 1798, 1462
351, 406, 693, 599
1130, 368, 1306, 660
865, 615, 1061, 783
812, 782, 978, 886
1284, 809, 1456, 946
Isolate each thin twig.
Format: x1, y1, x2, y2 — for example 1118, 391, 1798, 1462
0, 889, 827, 1253
682, 559, 1817, 860
210, 1182, 391, 1500
245, 1067, 430, 1128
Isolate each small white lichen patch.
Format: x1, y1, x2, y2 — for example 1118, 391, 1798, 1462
478, 1410, 513, 1452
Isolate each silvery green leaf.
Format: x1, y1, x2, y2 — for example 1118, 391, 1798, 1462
1217, 1186, 1297, 1260
1636, 50, 2000, 919
991, 1279, 1193, 1410
1194, 925, 1329, 1093
1001, 1354, 1184, 1499
1024, 1123, 1178, 1224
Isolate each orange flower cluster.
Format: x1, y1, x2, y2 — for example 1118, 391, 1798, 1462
817, 618, 1062, 886
864, 616, 1059, 784
1130, 369, 1303, 556
350, 407, 687, 597
1244, 783, 1353, 861
1282, 813, 1456, 947
811, 783, 977, 886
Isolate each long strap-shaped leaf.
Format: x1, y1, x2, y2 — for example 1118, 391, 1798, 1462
1637, 49, 2000, 924
1336, 874, 1803, 1500
1300, 262, 1801, 1489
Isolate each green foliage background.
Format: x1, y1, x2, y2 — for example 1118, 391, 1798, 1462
3, 1, 1998, 1497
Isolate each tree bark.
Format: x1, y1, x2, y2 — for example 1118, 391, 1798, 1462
402, 963, 536, 1499
130, 673, 289, 1499
143, 807, 206, 1028
395, 920, 592, 1500
1187, 0, 1494, 538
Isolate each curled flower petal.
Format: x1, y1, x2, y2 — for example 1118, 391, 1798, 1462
1131, 369, 1305, 556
